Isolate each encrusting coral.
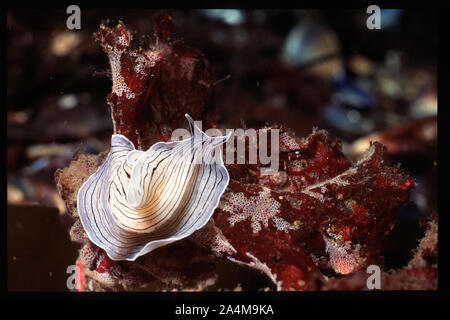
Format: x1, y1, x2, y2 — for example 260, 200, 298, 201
55, 15, 437, 291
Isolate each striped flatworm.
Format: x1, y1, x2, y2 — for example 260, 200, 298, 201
77, 114, 231, 261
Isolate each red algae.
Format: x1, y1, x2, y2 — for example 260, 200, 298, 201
204, 130, 413, 290
94, 17, 216, 150
55, 16, 431, 291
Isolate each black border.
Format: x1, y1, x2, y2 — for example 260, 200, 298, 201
2, 1, 448, 309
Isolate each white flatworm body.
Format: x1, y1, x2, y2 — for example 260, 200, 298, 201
77, 114, 231, 261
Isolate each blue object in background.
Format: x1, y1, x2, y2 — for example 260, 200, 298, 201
200, 9, 245, 26
332, 74, 376, 110
381, 9, 403, 29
